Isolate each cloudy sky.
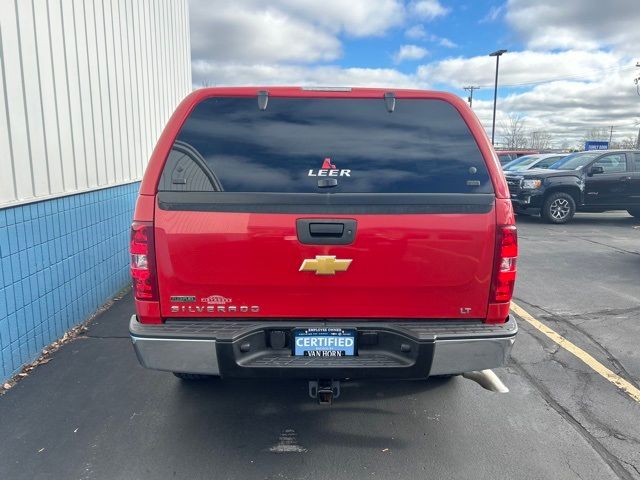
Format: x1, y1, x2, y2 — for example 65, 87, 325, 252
188, 0, 640, 148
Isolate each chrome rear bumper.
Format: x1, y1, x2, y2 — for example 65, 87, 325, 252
131, 336, 219, 375
130, 316, 517, 378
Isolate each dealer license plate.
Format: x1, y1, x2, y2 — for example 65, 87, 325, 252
293, 328, 357, 357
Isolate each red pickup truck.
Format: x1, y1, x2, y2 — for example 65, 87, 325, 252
129, 87, 517, 401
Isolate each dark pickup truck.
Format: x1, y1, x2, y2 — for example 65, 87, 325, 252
506, 150, 640, 223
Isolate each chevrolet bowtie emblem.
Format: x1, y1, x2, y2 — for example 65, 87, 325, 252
299, 255, 352, 275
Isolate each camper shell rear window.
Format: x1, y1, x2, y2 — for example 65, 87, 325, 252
159, 97, 492, 194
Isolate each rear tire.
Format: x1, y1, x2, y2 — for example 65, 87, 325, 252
542, 192, 575, 224
628, 208, 640, 219
173, 372, 213, 381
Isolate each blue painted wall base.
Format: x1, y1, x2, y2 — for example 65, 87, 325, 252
0, 183, 139, 382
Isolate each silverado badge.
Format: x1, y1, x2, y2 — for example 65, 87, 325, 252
299, 255, 352, 275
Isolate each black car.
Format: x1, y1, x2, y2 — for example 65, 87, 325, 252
506, 150, 640, 223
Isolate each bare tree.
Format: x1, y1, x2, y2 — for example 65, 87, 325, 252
528, 130, 553, 150
582, 127, 610, 142
500, 114, 528, 149
612, 137, 638, 149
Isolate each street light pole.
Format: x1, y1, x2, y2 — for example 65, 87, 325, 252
489, 49, 507, 146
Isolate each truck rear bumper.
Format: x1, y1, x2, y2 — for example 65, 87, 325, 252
129, 316, 517, 379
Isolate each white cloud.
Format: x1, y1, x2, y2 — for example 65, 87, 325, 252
268, 0, 405, 37
417, 50, 626, 88
192, 62, 423, 89
189, 1, 340, 64
409, 0, 449, 20
468, 74, 640, 147
505, 0, 640, 53
393, 45, 429, 63
480, 4, 505, 23
405, 24, 427, 40
188, 0, 419, 87
438, 38, 457, 48
189, 0, 406, 69
404, 25, 456, 47
417, 49, 639, 146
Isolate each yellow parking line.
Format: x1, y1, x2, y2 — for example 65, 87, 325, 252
510, 301, 640, 404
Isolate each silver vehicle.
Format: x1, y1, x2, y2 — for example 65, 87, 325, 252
503, 153, 567, 172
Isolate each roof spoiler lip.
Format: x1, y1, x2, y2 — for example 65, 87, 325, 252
300, 86, 352, 92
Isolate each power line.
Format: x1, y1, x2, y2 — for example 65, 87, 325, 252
485, 64, 637, 88
476, 64, 637, 89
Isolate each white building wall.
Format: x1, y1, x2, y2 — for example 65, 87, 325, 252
0, 0, 192, 207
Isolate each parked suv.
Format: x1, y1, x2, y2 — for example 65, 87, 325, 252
506, 150, 640, 223
129, 87, 517, 399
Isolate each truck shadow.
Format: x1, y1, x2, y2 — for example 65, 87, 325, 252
163, 376, 458, 453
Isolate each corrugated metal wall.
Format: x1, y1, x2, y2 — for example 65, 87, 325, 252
0, 0, 192, 207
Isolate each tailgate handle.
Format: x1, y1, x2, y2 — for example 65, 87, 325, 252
309, 223, 344, 236
296, 219, 357, 245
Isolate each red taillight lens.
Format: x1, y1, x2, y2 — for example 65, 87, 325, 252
130, 221, 158, 301
491, 225, 518, 303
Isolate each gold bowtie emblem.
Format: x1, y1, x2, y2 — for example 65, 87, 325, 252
299, 255, 352, 275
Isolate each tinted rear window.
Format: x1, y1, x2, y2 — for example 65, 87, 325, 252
159, 97, 492, 194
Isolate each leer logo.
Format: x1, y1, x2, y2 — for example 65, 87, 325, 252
308, 157, 351, 178
201, 295, 232, 305
321, 158, 336, 169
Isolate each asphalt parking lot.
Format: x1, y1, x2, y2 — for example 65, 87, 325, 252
1, 212, 639, 480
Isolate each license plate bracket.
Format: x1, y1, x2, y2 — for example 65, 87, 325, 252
293, 328, 357, 357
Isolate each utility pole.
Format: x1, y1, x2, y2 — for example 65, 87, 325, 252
609, 126, 613, 144
635, 63, 639, 147
489, 49, 507, 145
463, 86, 480, 108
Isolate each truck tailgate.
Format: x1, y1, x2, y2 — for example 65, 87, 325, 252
155, 208, 495, 319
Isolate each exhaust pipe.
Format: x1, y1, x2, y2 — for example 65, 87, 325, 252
463, 369, 509, 393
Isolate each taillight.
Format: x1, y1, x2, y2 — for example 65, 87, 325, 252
491, 225, 517, 303
130, 221, 158, 301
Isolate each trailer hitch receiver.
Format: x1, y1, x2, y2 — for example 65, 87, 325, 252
308, 380, 340, 405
